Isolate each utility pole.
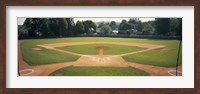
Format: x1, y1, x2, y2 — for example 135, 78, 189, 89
176, 39, 182, 76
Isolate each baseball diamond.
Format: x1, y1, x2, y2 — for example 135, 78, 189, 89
19, 37, 182, 76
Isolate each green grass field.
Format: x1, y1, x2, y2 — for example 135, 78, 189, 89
56, 44, 145, 55
123, 47, 182, 67
20, 37, 182, 67
21, 45, 80, 65
49, 66, 150, 76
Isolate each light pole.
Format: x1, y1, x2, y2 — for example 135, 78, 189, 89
175, 38, 182, 76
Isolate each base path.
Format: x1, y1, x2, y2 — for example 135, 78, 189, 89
19, 41, 182, 76
38, 42, 165, 57
127, 62, 182, 76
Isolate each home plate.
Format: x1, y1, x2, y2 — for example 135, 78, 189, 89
73, 55, 128, 67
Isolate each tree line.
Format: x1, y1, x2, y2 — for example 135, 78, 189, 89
117, 18, 182, 36
18, 18, 97, 39
18, 18, 182, 39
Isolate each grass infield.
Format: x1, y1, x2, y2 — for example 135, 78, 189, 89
56, 44, 145, 55
49, 66, 150, 76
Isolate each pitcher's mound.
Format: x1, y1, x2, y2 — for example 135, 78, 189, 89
32, 48, 42, 51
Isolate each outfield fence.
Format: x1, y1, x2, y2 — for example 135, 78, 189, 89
19, 34, 182, 40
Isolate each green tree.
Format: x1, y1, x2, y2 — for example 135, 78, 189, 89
57, 18, 68, 37
137, 21, 143, 32
18, 25, 28, 39
75, 21, 85, 35
121, 19, 127, 23
155, 18, 170, 35
118, 19, 127, 34
83, 20, 96, 34
66, 18, 75, 35
119, 20, 134, 35
109, 21, 117, 30
122, 23, 134, 30
177, 18, 182, 36
19, 18, 32, 38
98, 22, 105, 28
142, 23, 153, 35
128, 18, 136, 24
48, 18, 59, 36
123, 23, 134, 35
101, 25, 112, 34
29, 18, 41, 37
169, 18, 182, 36
23, 18, 32, 29
38, 18, 50, 36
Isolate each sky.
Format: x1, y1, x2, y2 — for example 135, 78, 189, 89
18, 18, 155, 25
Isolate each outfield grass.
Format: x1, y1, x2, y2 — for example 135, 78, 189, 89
122, 40, 182, 67
49, 66, 150, 76
56, 44, 145, 55
123, 47, 182, 67
20, 37, 182, 67
21, 42, 80, 65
